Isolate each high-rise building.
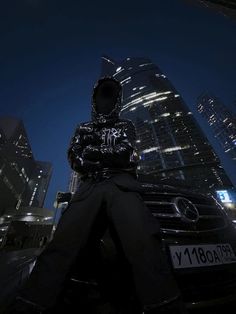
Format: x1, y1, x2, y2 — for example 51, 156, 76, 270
100, 56, 233, 193
184, 0, 236, 20
0, 116, 52, 216
197, 93, 236, 161
30, 161, 53, 208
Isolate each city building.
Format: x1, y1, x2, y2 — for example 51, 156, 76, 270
184, 0, 236, 20
68, 170, 80, 195
0, 116, 52, 218
197, 92, 236, 161
100, 56, 233, 195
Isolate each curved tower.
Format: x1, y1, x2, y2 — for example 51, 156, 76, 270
101, 56, 232, 192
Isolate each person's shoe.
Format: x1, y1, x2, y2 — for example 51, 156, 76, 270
143, 297, 188, 314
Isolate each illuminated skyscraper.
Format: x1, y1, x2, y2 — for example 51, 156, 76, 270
31, 161, 53, 208
0, 116, 52, 216
101, 56, 233, 193
68, 170, 80, 195
197, 92, 236, 161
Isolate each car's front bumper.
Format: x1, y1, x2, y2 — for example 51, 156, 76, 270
162, 227, 236, 310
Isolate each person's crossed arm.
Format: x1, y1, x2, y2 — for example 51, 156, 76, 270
82, 120, 139, 168
67, 124, 102, 175
67, 120, 139, 174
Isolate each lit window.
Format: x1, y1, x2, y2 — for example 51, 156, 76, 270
113, 68, 124, 77
161, 145, 190, 153
160, 113, 170, 117
175, 112, 182, 117
142, 147, 159, 154
120, 76, 131, 85
139, 63, 152, 67
131, 92, 142, 98
143, 100, 155, 107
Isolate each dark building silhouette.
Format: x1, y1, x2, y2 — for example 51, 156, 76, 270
100, 56, 233, 193
197, 92, 236, 162
184, 0, 236, 20
0, 117, 52, 217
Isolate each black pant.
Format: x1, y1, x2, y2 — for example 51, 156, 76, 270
19, 173, 180, 310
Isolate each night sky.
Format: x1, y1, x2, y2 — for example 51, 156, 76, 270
0, 0, 235, 211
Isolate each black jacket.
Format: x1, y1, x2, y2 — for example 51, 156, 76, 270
67, 77, 139, 181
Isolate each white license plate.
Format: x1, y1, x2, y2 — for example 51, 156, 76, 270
169, 243, 236, 269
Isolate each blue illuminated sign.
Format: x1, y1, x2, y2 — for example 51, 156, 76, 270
216, 190, 232, 203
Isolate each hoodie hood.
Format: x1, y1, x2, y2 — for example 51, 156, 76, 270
91, 77, 122, 125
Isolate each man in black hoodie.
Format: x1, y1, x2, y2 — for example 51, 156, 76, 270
9, 77, 187, 314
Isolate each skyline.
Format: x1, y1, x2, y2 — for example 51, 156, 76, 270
0, 0, 235, 210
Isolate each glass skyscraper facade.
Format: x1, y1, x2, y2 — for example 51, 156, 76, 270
101, 56, 233, 193
0, 116, 52, 217
197, 93, 236, 161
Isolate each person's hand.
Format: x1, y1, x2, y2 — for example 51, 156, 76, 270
82, 132, 103, 146
82, 145, 101, 161
83, 159, 102, 172
83, 159, 101, 166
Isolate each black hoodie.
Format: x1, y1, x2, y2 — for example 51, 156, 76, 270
67, 77, 139, 180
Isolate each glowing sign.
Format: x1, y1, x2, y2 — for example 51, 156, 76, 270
216, 190, 232, 203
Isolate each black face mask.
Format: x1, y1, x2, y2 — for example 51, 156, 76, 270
94, 81, 120, 115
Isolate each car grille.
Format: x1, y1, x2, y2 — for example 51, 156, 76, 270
141, 192, 228, 233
